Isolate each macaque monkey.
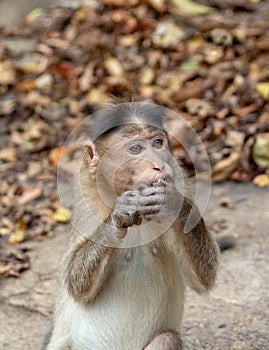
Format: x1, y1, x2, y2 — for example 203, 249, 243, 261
47, 103, 219, 350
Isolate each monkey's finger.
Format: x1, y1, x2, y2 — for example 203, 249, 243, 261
120, 205, 139, 215
143, 213, 157, 222
114, 213, 137, 229
138, 195, 165, 206
140, 186, 166, 197
135, 181, 152, 191
116, 193, 138, 207
133, 213, 143, 226
122, 190, 140, 198
113, 204, 137, 218
138, 205, 162, 215
122, 212, 142, 227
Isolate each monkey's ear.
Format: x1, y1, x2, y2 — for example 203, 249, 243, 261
87, 141, 96, 160
82, 140, 100, 174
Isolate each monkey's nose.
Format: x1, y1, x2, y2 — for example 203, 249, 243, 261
152, 163, 164, 172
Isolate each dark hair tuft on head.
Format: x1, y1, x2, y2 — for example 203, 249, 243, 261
89, 102, 166, 141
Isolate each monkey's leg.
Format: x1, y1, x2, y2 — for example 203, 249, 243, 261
143, 331, 182, 350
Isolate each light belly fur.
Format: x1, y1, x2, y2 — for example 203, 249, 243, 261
69, 245, 184, 350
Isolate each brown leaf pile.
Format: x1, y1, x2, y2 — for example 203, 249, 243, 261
0, 0, 269, 275
0, 243, 30, 277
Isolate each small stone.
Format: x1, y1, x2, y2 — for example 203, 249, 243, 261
219, 197, 234, 208
218, 323, 226, 328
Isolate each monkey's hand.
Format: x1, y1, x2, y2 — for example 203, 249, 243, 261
138, 179, 183, 224
112, 190, 143, 229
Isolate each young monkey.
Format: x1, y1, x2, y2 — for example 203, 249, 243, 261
47, 103, 219, 350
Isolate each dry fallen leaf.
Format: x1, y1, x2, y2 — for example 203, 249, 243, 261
36, 73, 53, 93
212, 151, 241, 182
103, 0, 139, 6
0, 95, 16, 115
185, 98, 214, 118
253, 174, 269, 187
104, 57, 124, 77
49, 145, 78, 166
225, 130, 245, 149
252, 133, 269, 168
17, 187, 42, 205
139, 67, 155, 85
52, 207, 72, 223
9, 218, 27, 245
146, 0, 166, 11
152, 21, 185, 49
85, 89, 111, 105
15, 53, 49, 74
0, 61, 16, 85
0, 228, 10, 235
172, 0, 215, 16
0, 148, 17, 162
211, 28, 233, 47
256, 82, 269, 101
0, 245, 30, 277
24, 7, 44, 24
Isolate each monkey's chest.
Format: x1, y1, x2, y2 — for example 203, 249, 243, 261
71, 246, 184, 350
114, 246, 168, 294
109, 245, 183, 308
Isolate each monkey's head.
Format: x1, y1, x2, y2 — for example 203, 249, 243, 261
86, 103, 175, 196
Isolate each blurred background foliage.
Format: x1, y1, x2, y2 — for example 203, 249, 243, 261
0, 0, 269, 275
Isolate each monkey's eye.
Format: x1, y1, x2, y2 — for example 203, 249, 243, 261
129, 143, 144, 154
152, 138, 163, 148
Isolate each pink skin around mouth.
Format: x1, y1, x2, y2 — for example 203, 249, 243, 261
134, 175, 174, 191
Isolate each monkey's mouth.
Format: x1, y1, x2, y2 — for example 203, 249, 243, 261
133, 175, 174, 191
152, 174, 174, 185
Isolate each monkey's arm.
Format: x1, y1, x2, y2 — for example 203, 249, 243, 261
63, 189, 143, 303
62, 220, 118, 303
173, 195, 219, 293
141, 181, 219, 293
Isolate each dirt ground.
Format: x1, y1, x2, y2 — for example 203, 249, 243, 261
0, 1, 269, 349
0, 182, 268, 350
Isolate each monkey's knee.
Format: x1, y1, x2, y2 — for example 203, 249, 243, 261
144, 330, 182, 350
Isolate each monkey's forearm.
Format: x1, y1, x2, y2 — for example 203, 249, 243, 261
63, 219, 125, 303
175, 197, 219, 291
181, 219, 218, 291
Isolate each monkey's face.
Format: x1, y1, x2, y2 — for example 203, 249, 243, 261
95, 128, 175, 196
